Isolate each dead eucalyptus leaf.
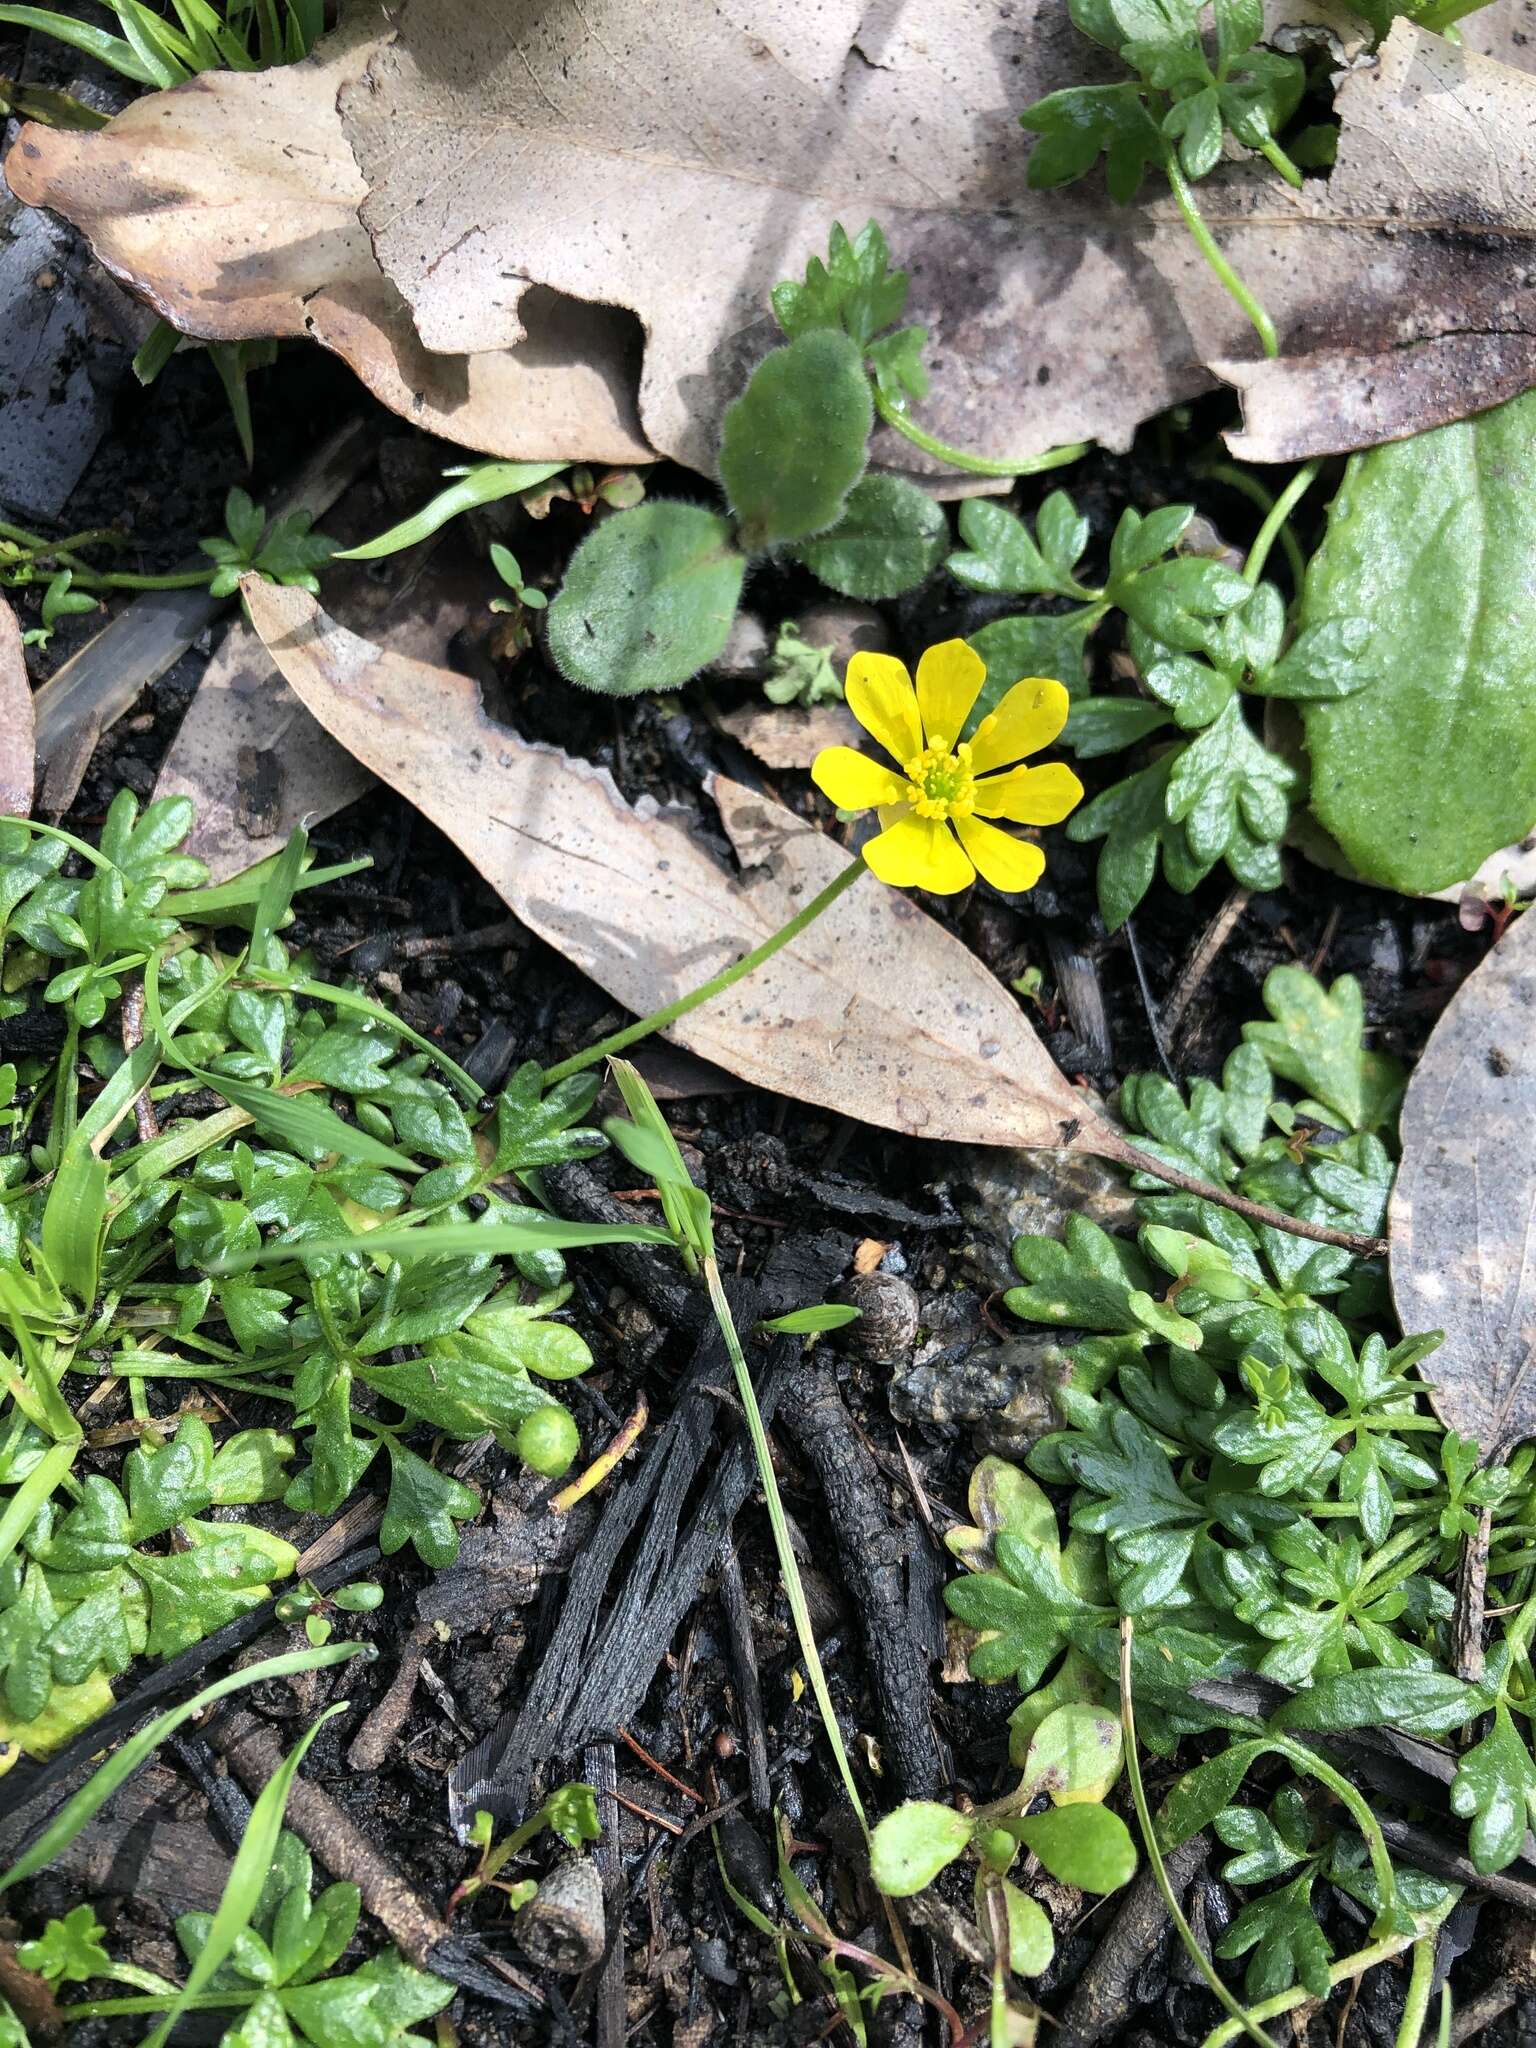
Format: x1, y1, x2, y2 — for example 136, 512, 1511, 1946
10, 5, 1536, 472
340, 1, 1536, 471
156, 507, 486, 878
716, 701, 861, 771
1391, 910, 1536, 1456
1, 19, 651, 465
239, 579, 1114, 1153
0, 595, 33, 818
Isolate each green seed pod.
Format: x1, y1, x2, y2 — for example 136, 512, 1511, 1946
518, 1405, 580, 1478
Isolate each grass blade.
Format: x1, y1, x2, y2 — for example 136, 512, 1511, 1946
0, 1643, 368, 1895
336, 461, 566, 560
223, 1216, 672, 1271
142, 1703, 349, 2048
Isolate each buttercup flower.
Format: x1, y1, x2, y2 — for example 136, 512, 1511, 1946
812, 639, 1084, 895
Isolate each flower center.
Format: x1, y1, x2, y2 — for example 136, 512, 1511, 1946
904, 742, 977, 820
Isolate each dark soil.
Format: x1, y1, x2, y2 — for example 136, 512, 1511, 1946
0, 77, 1522, 2048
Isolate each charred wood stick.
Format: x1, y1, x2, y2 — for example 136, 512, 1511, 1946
778, 1356, 942, 1798
207, 1708, 538, 2013
543, 1160, 703, 1334
449, 1231, 852, 1831
0, 1543, 381, 1857
718, 1540, 772, 1815
1057, 1831, 1211, 2048
450, 1277, 775, 1827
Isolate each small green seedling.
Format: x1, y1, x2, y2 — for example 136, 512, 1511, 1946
448, 1784, 601, 1917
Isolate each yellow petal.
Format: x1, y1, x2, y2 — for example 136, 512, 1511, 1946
845, 652, 922, 767
954, 815, 1046, 894
915, 638, 985, 750
974, 761, 1085, 825
811, 746, 906, 812
970, 677, 1070, 774
863, 813, 974, 894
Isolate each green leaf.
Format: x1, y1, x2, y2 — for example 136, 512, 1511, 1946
985, 1874, 1055, 1977
718, 329, 873, 550
1019, 80, 1164, 202
1009, 1803, 1136, 1893
771, 220, 911, 347
794, 475, 947, 598
1067, 751, 1213, 931
1240, 966, 1405, 1133
759, 1303, 861, 1334
1065, 696, 1171, 757
1216, 1869, 1331, 2001
16, 1904, 111, 1985
1450, 1702, 1536, 1874
544, 1782, 602, 1848
968, 612, 1093, 711
379, 1443, 479, 1567
869, 1800, 974, 1896
1164, 698, 1295, 866
336, 461, 565, 560
949, 498, 1087, 598
132, 1523, 298, 1656
1020, 1702, 1123, 1803
1299, 389, 1536, 890
124, 1415, 215, 1538
1007, 1214, 1157, 1334
1157, 1738, 1266, 1849
545, 501, 746, 694
1270, 1668, 1485, 1739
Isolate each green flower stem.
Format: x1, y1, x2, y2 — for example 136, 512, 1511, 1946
1243, 462, 1319, 589
544, 855, 867, 1085
870, 389, 1092, 478
704, 1253, 867, 1832
1198, 463, 1307, 594
1199, 1898, 1458, 2048
1119, 1620, 1274, 2048
1255, 134, 1303, 191
1395, 1933, 1437, 2048
1164, 155, 1278, 361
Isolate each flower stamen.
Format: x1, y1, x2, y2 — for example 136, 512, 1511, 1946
904, 741, 977, 820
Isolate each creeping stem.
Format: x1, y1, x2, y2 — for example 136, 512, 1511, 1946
871, 389, 1092, 478
1163, 154, 1279, 361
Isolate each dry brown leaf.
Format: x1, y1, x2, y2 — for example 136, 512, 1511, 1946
339, 0, 1536, 470
155, 531, 485, 878
1, 19, 651, 465
716, 701, 861, 771
1391, 909, 1536, 1455
0, 595, 33, 818
240, 579, 1116, 1152
11, 4, 1536, 472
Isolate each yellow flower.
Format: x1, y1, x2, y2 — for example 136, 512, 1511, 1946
811, 639, 1084, 895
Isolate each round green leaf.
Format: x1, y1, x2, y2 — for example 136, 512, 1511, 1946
1021, 1702, 1123, 1805
795, 475, 947, 598
545, 502, 745, 694
718, 329, 873, 551
1300, 387, 1536, 891
990, 1875, 1055, 1977
869, 1800, 974, 1897
1010, 1802, 1137, 1894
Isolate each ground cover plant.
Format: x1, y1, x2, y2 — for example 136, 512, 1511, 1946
4, 2, 1536, 2044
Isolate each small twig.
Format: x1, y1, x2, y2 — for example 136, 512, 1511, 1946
617, 1727, 705, 1808
718, 1541, 773, 1815
1103, 1131, 1388, 1257
1453, 1508, 1494, 1683
120, 979, 159, 1142
1450, 1981, 1516, 2044
347, 1625, 432, 1772
550, 1396, 648, 1512
1163, 887, 1251, 1044
397, 919, 523, 960
581, 1742, 625, 2048
1123, 917, 1176, 1083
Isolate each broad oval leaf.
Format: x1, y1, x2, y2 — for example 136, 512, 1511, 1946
795, 474, 947, 599
1300, 387, 1536, 892
718, 328, 872, 550
545, 501, 746, 694
869, 1800, 974, 1897
1010, 1802, 1137, 1893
